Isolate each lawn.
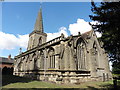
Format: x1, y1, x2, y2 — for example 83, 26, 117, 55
1, 75, 120, 89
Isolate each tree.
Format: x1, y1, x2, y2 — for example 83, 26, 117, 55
89, 1, 120, 74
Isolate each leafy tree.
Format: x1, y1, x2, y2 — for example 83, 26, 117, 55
89, 1, 120, 74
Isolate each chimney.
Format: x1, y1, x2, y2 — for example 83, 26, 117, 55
8, 54, 11, 60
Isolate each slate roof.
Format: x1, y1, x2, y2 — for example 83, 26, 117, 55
0, 57, 14, 64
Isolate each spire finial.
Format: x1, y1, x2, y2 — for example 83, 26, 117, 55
40, 2, 42, 12
40, 2, 42, 9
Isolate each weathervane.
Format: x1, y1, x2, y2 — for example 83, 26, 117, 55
40, 1, 42, 9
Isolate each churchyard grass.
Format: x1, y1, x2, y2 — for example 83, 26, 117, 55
1, 75, 120, 89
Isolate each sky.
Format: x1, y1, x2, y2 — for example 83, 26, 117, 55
1, 2, 102, 58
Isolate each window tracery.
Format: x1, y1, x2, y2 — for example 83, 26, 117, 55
48, 48, 55, 68
77, 40, 86, 70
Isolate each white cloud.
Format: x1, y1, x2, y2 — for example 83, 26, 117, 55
47, 27, 68, 41
68, 19, 92, 35
0, 31, 29, 50
0, 27, 68, 50
47, 19, 101, 42
68, 18, 101, 38
90, 21, 100, 25
109, 61, 112, 71
95, 32, 102, 38
90, 21, 102, 38
17, 34, 29, 48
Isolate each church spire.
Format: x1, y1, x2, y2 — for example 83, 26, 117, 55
34, 5, 43, 32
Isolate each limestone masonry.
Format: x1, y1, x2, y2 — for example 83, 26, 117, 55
14, 7, 112, 84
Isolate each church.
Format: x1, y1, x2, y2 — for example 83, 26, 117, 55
14, 7, 112, 84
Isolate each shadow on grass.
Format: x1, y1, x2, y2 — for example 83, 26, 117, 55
98, 82, 120, 90
99, 84, 114, 90
1, 88, 91, 90
87, 86, 99, 90
87, 85, 119, 90
2, 75, 33, 87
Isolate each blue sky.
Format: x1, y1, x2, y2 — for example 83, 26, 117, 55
2, 2, 92, 34
1, 2, 97, 58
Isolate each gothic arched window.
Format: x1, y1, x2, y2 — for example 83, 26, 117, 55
38, 37, 42, 45
48, 48, 55, 69
92, 41, 98, 67
40, 51, 44, 69
20, 62, 23, 71
93, 41, 97, 55
77, 40, 86, 70
34, 58, 37, 70
31, 53, 37, 70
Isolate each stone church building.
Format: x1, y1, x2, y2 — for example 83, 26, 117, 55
14, 8, 112, 84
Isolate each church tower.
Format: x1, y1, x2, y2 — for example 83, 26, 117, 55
27, 7, 47, 50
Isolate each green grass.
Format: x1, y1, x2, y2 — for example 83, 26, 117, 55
1, 75, 120, 89
3, 81, 65, 88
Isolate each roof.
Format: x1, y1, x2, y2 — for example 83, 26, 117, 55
81, 30, 93, 39
0, 57, 14, 64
